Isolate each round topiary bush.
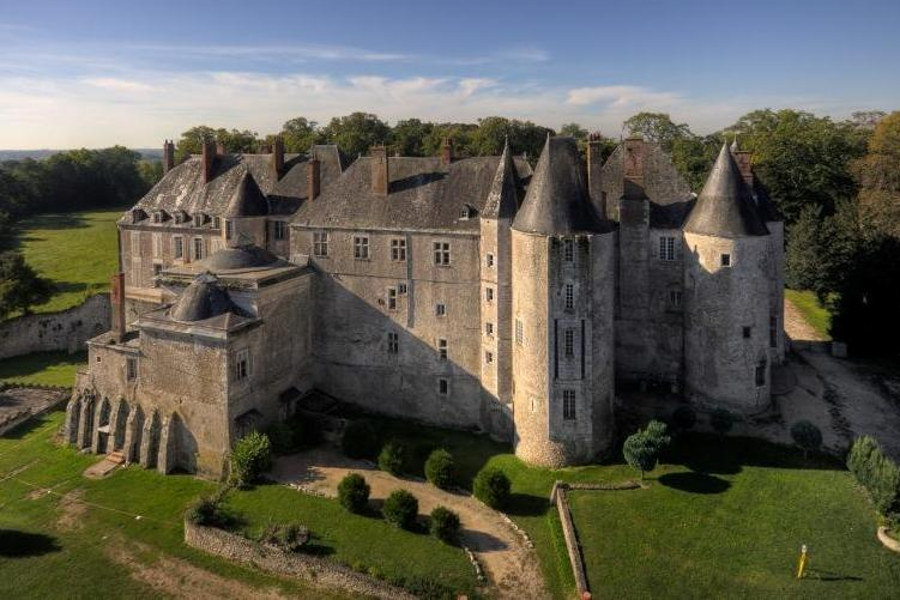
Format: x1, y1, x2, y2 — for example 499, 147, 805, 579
230, 431, 273, 488
341, 419, 380, 459
383, 489, 419, 530
424, 449, 456, 490
791, 420, 823, 459
429, 505, 461, 544
672, 405, 697, 431
473, 467, 511, 510
337, 473, 371, 514
378, 440, 406, 476
710, 408, 734, 436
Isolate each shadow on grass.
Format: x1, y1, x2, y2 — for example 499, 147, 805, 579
805, 567, 864, 582
0, 530, 62, 557
657, 472, 731, 495
0, 350, 87, 383
460, 528, 508, 552
1, 413, 55, 440
667, 433, 841, 473
505, 492, 549, 517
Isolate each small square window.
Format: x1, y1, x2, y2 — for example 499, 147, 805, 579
391, 238, 407, 261
721, 253, 731, 267
485, 351, 494, 364
126, 357, 138, 381
435, 303, 446, 317
354, 236, 370, 260
387, 288, 397, 310
669, 289, 683, 309
485, 287, 494, 302
433, 241, 451, 266
486, 322, 494, 336
397, 283, 408, 295
438, 378, 449, 396
313, 232, 329, 257
438, 338, 448, 361
387, 332, 399, 354
486, 253, 494, 268
743, 326, 752, 339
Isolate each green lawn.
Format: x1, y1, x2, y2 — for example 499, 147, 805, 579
0, 351, 86, 386
13, 208, 123, 316
785, 289, 832, 341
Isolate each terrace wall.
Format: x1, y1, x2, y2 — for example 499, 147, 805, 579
0, 293, 110, 360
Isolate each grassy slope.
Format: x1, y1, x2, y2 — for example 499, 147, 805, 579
0, 351, 86, 386
14, 208, 123, 315
785, 289, 832, 341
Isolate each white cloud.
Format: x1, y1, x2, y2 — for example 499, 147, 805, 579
566, 85, 682, 108
84, 77, 155, 93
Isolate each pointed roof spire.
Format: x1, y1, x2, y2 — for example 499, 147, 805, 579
684, 143, 767, 238
224, 171, 268, 218
512, 136, 607, 235
483, 137, 519, 219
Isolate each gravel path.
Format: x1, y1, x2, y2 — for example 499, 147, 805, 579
783, 296, 826, 342
271, 448, 550, 600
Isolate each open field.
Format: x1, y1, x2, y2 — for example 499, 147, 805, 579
13, 208, 123, 316
0, 351, 86, 387
785, 289, 832, 341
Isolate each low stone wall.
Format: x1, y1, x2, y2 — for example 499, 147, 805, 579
183, 520, 415, 600
0, 293, 110, 360
877, 527, 900, 553
0, 385, 71, 436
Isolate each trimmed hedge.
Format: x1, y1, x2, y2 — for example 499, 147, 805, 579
378, 440, 406, 476
230, 431, 272, 488
383, 489, 419, 530
424, 449, 456, 490
337, 473, 371, 514
473, 467, 511, 510
848, 435, 900, 516
429, 505, 461, 544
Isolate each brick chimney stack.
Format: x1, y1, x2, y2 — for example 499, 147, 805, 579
110, 272, 126, 342
586, 131, 604, 216
215, 139, 226, 156
202, 139, 216, 183
441, 137, 454, 166
272, 135, 285, 179
163, 140, 175, 174
734, 151, 754, 186
307, 152, 321, 200
623, 137, 645, 199
371, 146, 389, 195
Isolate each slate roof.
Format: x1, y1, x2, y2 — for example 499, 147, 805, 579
224, 172, 268, 217
482, 140, 521, 220
167, 273, 239, 322
200, 244, 279, 272
291, 154, 531, 232
512, 137, 610, 235
128, 146, 342, 221
683, 144, 769, 238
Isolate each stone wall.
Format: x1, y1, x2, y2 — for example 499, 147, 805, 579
0, 293, 110, 360
183, 520, 415, 600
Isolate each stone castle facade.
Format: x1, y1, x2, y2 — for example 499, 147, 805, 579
66, 134, 784, 476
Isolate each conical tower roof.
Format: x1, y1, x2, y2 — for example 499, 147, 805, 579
482, 138, 519, 220
512, 136, 606, 235
684, 143, 768, 238
224, 171, 268, 218
168, 273, 236, 322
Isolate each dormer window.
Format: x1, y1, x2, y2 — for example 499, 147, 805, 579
193, 213, 204, 227
459, 204, 475, 220
131, 209, 147, 223
152, 211, 162, 224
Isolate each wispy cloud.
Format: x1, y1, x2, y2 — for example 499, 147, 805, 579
566, 85, 682, 108
129, 43, 413, 63
83, 77, 156, 93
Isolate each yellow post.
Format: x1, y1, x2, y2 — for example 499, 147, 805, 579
796, 544, 808, 579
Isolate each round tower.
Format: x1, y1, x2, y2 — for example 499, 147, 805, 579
511, 136, 616, 467
683, 143, 772, 413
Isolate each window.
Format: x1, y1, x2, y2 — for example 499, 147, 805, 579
755, 359, 767, 387
233, 349, 250, 382
126, 357, 138, 381
387, 288, 397, 310
438, 378, 450, 396
273, 221, 286, 241
530, 396, 537, 414
565, 284, 574, 310
743, 326, 752, 339
173, 236, 184, 260
387, 332, 399, 354
152, 233, 161, 258
485, 351, 494, 364
313, 232, 329, 257
563, 390, 576, 420
152, 263, 162, 279
354, 235, 370, 259
173, 212, 184, 224
564, 328, 575, 358
193, 237, 204, 261
193, 214, 203, 227
485, 287, 494, 302
515, 319, 524, 345
659, 236, 676, 261
486, 253, 494, 268
435, 303, 446, 317
721, 253, 731, 267
438, 338, 448, 361
225, 220, 234, 241
485, 322, 494, 336
668, 289, 683, 309
433, 241, 451, 266
391, 238, 407, 262
564, 239, 575, 262
770, 315, 778, 348
213, 216, 221, 230
152, 212, 162, 224
397, 283, 408, 295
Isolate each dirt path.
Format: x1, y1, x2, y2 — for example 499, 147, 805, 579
783, 296, 826, 342
271, 449, 550, 600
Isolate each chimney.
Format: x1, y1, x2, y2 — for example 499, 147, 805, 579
307, 153, 321, 200
272, 135, 285, 179
216, 140, 226, 156
623, 137, 645, 199
586, 131, 604, 216
371, 145, 389, 195
202, 139, 216, 183
163, 139, 175, 174
441, 137, 454, 166
734, 151, 754, 186
110, 272, 126, 342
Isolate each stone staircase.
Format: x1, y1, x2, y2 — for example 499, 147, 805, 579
106, 450, 126, 465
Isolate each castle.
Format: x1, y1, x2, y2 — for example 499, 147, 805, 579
65, 133, 784, 476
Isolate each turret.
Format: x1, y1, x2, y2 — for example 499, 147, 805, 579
683, 143, 772, 412
510, 136, 616, 467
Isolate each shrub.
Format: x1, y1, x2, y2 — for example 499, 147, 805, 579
710, 408, 734, 436
230, 431, 273, 487
623, 432, 658, 480
424, 449, 456, 490
790, 420, 823, 459
429, 505, 461, 544
262, 522, 309, 552
337, 473, 371, 514
378, 440, 406, 476
185, 496, 220, 526
473, 467, 511, 509
672, 405, 697, 431
643, 419, 672, 451
341, 419, 380, 459
848, 435, 900, 516
383, 489, 419, 530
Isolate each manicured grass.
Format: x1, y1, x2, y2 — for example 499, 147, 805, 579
785, 289, 832, 341
0, 351, 86, 386
13, 208, 124, 316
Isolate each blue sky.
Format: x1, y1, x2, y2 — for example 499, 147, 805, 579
1, 0, 898, 148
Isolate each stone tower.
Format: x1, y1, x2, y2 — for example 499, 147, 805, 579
683, 143, 772, 413
510, 136, 616, 467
